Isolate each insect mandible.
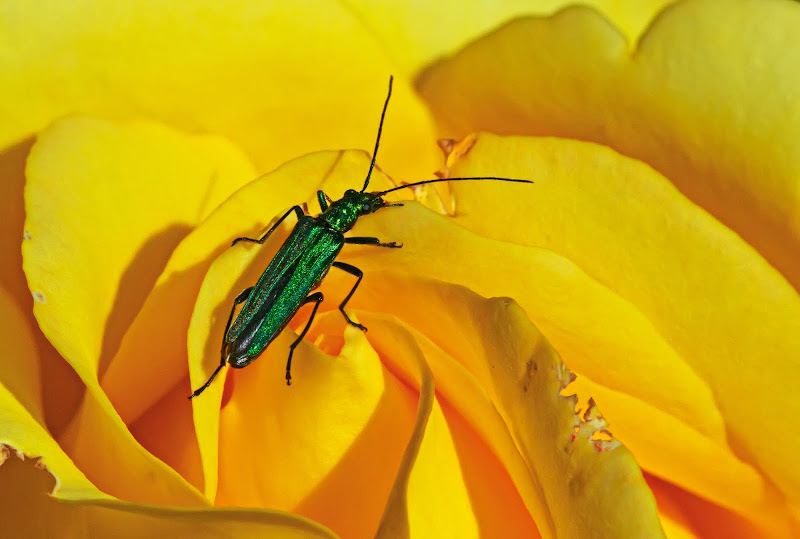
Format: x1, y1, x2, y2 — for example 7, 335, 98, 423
188, 76, 532, 399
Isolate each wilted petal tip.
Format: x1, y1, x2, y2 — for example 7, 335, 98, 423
1, 443, 24, 464
437, 138, 456, 159
554, 363, 577, 391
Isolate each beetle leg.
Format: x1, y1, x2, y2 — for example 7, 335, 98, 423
286, 292, 324, 386
317, 190, 333, 212
188, 286, 254, 400
332, 261, 368, 332
344, 236, 403, 248
232, 205, 304, 246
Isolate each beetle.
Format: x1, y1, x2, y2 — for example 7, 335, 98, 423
188, 76, 532, 399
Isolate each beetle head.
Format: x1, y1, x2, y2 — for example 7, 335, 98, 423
344, 189, 390, 216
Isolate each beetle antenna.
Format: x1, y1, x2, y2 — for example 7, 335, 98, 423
188, 359, 227, 399
378, 176, 533, 196
361, 75, 393, 193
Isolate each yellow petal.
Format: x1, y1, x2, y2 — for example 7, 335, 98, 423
572, 376, 789, 535
0, 284, 99, 500
128, 382, 205, 492
0, 139, 84, 437
337, 272, 782, 532
417, 1, 800, 289
215, 316, 416, 537
343, 0, 672, 75
0, 303, 330, 534
54, 388, 207, 505
359, 281, 661, 537
0, 285, 43, 424
0, 140, 34, 318
646, 474, 767, 539
22, 117, 255, 505
340, 208, 794, 532
24, 116, 255, 381
435, 133, 800, 529
0, 452, 336, 538
0, 1, 436, 179
362, 314, 538, 538
340, 133, 798, 532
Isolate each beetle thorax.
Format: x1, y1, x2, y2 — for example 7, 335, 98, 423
320, 189, 386, 233
321, 198, 361, 233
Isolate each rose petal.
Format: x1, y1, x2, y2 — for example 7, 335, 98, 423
0, 1, 437, 178
0, 288, 101, 501
0, 451, 336, 537
361, 313, 539, 537
0, 285, 43, 424
128, 381, 205, 492
356, 280, 661, 537
416, 1, 800, 289
215, 316, 417, 537
341, 211, 793, 532
24, 117, 255, 381
0, 140, 34, 316
438, 133, 800, 530
318, 271, 549, 533
54, 389, 207, 504
341, 0, 672, 74
346, 206, 719, 432
340, 134, 800, 532
646, 474, 767, 539
23, 117, 255, 504
0, 139, 85, 437
331, 270, 777, 533
572, 377, 790, 536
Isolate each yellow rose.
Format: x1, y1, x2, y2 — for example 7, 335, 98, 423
1, 1, 798, 538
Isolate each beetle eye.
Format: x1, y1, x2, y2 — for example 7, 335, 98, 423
362, 204, 371, 212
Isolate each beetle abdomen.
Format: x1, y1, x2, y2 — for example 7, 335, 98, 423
226, 218, 344, 368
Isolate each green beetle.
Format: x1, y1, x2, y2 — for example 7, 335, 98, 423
189, 76, 532, 399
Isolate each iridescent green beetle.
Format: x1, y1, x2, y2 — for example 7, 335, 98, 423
188, 76, 532, 399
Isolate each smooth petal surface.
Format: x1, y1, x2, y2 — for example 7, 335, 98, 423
443, 133, 800, 531
0, 279, 332, 535
0, 284, 99, 501
0, 0, 437, 178
0, 138, 34, 320
0, 137, 84, 437
339, 276, 663, 538
364, 314, 538, 538
24, 117, 255, 381
216, 317, 418, 538
0, 285, 43, 425
0, 452, 336, 538
0, 284, 333, 536
340, 134, 799, 535
341, 0, 673, 75
22, 117, 257, 505
417, 0, 800, 290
